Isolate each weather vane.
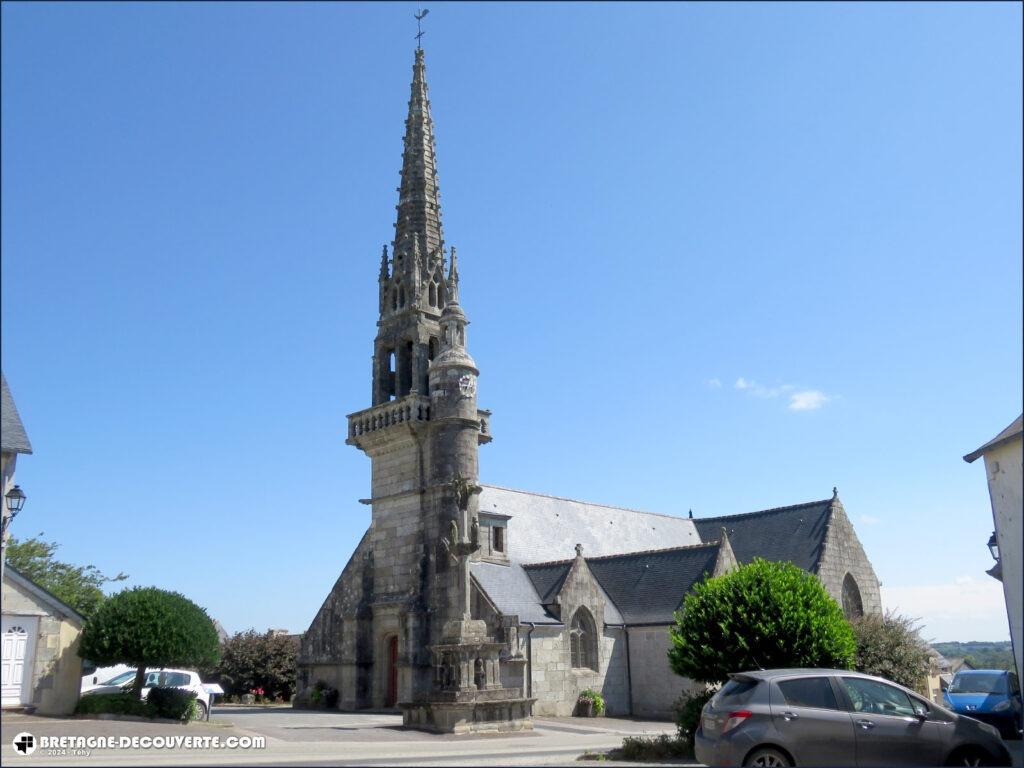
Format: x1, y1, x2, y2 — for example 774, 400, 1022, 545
415, 7, 429, 49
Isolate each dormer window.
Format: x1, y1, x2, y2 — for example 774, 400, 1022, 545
479, 511, 511, 564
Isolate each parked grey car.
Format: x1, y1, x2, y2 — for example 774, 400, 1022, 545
695, 669, 1012, 767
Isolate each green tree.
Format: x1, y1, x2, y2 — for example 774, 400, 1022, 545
6, 534, 127, 620
214, 630, 298, 700
78, 587, 220, 697
852, 612, 932, 690
669, 558, 856, 684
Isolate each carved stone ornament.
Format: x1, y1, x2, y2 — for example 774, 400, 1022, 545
459, 374, 476, 398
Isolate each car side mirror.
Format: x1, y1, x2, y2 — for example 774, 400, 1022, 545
913, 707, 928, 722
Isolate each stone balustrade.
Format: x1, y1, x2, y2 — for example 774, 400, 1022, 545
348, 396, 432, 439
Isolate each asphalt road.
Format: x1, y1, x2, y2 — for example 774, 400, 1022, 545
1, 708, 682, 767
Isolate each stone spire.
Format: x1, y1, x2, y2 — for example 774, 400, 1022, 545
393, 48, 444, 278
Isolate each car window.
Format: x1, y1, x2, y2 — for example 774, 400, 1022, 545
163, 672, 191, 687
841, 678, 916, 717
1009, 674, 1020, 696
144, 672, 161, 687
777, 677, 840, 711
102, 671, 137, 686
714, 679, 759, 707
949, 673, 1007, 694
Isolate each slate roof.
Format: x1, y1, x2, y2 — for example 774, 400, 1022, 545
964, 415, 1023, 463
476, 485, 701, 563
471, 486, 842, 628
522, 543, 722, 625
1, 373, 33, 454
692, 498, 834, 572
471, 485, 703, 626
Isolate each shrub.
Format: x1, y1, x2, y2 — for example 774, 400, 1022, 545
669, 558, 856, 685
616, 734, 691, 760
852, 611, 931, 690
76, 693, 156, 719
213, 630, 298, 700
148, 686, 199, 721
79, 587, 220, 699
310, 680, 338, 709
674, 689, 714, 748
577, 688, 605, 716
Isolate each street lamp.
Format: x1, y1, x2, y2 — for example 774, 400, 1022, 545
2, 484, 27, 583
987, 531, 999, 562
5, 484, 26, 521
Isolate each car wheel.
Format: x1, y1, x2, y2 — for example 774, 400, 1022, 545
744, 747, 793, 767
194, 701, 208, 721
944, 747, 992, 767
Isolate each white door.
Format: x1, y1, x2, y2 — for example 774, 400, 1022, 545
2, 616, 38, 707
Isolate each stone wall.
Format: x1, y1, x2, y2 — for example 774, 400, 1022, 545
2, 577, 82, 715
982, 437, 1022, 682
627, 625, 700, 720
528, 625, 629, 716
815, 499, 883, 617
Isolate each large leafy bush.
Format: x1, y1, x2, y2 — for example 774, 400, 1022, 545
213, 629, 297, 700
669, 558, 856, 684
852, 611, 931, 690
78, 587, 220, 698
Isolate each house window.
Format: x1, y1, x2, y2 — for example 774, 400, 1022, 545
570, 608, 598, 671
492, 526, 504, 553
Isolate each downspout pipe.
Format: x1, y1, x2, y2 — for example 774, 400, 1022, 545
525, 622, 536, 699
623, 625, 633, 716
607, 623, 633, 717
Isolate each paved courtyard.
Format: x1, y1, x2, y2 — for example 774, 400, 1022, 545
1, 708, 682, 766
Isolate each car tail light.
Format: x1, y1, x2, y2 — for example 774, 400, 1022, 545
723, 710, 752, 733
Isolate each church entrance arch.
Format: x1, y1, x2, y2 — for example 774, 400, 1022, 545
385, 635, 399, 707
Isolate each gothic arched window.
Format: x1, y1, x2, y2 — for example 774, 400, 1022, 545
570, 608, 598, 671
429, 282, 437, 307
842, 573, 864, 620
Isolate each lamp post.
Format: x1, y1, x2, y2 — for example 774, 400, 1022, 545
986, 531, 1002, 582
1, 484, 27, 584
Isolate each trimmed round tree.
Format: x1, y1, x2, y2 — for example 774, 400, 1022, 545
669, 558, 855, 685
79, 587, 220, 697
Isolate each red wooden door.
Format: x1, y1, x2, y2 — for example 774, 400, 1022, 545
386, 636, 398, 707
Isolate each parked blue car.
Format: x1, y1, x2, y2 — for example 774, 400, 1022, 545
943, 669, 1022, 739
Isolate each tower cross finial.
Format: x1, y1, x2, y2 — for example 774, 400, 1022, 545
415, 7, 429, 49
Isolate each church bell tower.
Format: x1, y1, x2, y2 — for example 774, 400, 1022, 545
345, 46, 528, 731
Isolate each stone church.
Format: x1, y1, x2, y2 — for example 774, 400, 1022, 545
295, 47, 881, 729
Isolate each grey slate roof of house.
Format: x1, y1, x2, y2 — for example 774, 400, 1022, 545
471, 486, 839, 627
471, 485, 703, 626
964, 415, 1023, 463
692, 499, 834, 572
1, 373, 33, 454
523, 543, 722, 625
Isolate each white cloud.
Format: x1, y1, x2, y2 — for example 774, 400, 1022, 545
881, 577, 1009, 642
788, 390, 829, 411
706, 378, 722, 389
732, 377, 832, 411
858, 514, 881, 526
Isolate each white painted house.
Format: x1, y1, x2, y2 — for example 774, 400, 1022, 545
964, 415, 1023, 683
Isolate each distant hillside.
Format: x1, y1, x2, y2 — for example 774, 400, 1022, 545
932, 641, 1015, 671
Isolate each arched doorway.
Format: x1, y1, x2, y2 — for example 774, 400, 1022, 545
386, 636, 398, 707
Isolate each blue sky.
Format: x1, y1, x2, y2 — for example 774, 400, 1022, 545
2, 2, 1021, 643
